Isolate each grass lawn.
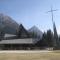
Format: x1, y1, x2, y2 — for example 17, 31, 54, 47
0, 51, 60, 60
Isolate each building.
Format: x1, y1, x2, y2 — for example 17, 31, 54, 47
0, 14, 42, 50
0, 24, 41, 50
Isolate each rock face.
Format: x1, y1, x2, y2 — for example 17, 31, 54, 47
28, 26, 43, 39
0, 13, 19, 34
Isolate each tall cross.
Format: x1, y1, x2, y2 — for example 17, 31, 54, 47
47, 6, 58, 24
47, 6, 59, 48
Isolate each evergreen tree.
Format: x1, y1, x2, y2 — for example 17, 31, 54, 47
36, 30, 54, 47
36, 32, 47, 47
46, 29, 54, 47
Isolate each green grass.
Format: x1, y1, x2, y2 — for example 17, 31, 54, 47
0, 51, 60, 60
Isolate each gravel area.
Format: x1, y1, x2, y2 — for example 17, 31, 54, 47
0, 50, 52, 53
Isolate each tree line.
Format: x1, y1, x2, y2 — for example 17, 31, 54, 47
36, 29, 60, 48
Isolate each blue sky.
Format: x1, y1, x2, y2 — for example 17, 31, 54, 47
0, 0, 60, 34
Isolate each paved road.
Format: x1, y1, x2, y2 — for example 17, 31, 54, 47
0, 50, 52, 53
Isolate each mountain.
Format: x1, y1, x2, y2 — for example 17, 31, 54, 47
0, 13, 19, 34
28, 26, 43, 39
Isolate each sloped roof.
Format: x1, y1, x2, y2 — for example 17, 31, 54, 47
4, 34, 16, 37
17, 24, 30, 38
0, 38, 37, 44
